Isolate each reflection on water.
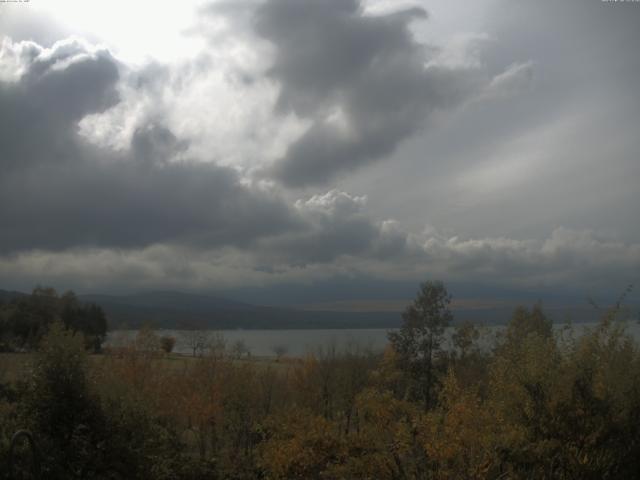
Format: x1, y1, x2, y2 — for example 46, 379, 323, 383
106, 321, 640, 358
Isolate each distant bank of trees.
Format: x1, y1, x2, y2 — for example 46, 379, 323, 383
1, 281, 639, 479
0, 287, 107, 352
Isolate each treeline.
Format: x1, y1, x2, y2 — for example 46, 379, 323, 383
0, 287, 107, 352
1, 281, 639, 478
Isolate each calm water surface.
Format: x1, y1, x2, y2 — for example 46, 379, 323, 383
106, 321, 640, 357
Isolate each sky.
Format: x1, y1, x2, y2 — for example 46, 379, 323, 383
0, 0, 639, 306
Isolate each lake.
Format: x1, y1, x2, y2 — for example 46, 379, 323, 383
106, 320, 640, 357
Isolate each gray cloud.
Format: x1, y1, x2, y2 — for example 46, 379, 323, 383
412, 227, 640, 291
0, 38, 119, 171
0, 38, 298, 252
335, 0, 640, 247
254, 0, 489, 186
259, 190, 399, 263
0, 37, 401, 259
1, 0, 638, 300
0, 157, 299, 252
1, 226, 637, 296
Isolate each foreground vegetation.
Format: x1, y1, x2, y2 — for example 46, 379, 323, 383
0, 287, 107, 353
1, 282, 639, 479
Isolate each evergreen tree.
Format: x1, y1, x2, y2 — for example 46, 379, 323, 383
388, 280, 453, 410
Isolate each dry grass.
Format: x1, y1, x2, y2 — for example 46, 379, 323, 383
0, 351, 290, 385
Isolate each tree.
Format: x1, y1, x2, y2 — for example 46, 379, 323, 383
159, 335, 176, 354
504, 303, 552, 347
388, 280, 452, 410
1, 287, 107, 352
452, 320, 480, 359
183, 330, 209, 357
231, 339, 249, 359
208, 331, 227, 359
134, 325, 160, 357
271, 344, 288, 361
23, 321, 105, 477
60, 291, 107, 352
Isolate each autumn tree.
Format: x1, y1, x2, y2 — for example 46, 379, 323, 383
504, 303, 552, 346
450, 321, 488, 389
452, 320, 480, 359
135, 325, 160, 357
334, 343, 376, 435
388, 280, 453, 410
422, 370, 500, 479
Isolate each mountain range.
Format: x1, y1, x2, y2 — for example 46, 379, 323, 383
1, 288, 614, 330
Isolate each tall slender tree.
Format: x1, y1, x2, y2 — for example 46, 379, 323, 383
388, 280, 452, 410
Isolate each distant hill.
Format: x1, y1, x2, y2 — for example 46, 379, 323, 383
0, 289, 27, 303
80, 291, 253, 314
1, 288, 399, 329
77, 290, 401, 330
1, 288, 614, 330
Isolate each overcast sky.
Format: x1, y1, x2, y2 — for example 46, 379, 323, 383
0, 0, 638, 303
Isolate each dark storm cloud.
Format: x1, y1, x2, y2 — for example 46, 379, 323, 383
273, 216, 379, 264
254, 0, 481, 186
0, 38, 119, 170
0, 157, 300, 252
130, 124, 187, 165
0, 36, 393, 260
0, 38, 299, 252
1, 1, 638, 297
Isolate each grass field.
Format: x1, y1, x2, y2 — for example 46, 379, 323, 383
0, 351, 292, 386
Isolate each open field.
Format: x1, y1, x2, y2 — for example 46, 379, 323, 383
0, 351, 292, 385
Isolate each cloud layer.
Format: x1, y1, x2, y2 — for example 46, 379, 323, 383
254, 0, 517, 186
0, 0, 638, 300
0, 38, 297, 252
1, 225, 638, 295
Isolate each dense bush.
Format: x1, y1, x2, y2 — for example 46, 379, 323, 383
160, 335, 177, 354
